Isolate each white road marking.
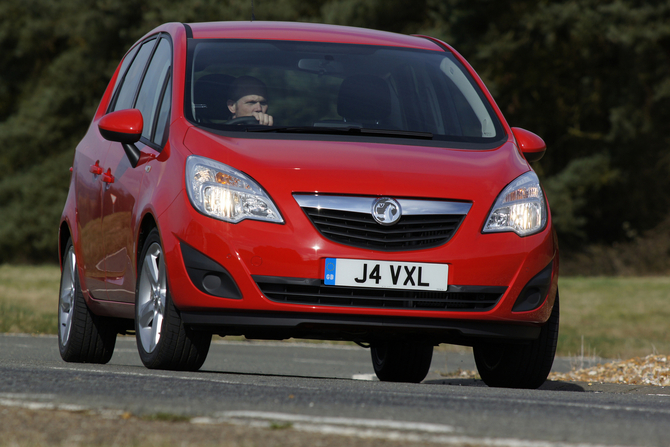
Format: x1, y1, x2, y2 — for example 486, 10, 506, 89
370, 388, 670, 416
211, 411, 456, 432
193, 411, 637, 447
292, 358, 348, 365
0, 395, 87, 412
352, 373, 376, 381
0, 393, 646, 447
45, 365, 321, 391
41, 364, 670, 416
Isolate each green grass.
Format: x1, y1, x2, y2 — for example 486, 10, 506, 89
0, 264, 59, 334
558, 277, 670, 359
140, 413, 191, 423
269, 422, 294, 430
1, 264, 668, 359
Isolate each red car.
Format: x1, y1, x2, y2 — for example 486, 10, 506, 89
58, 21, 558, 388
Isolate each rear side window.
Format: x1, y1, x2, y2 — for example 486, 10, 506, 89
135, 38, 172, 142
111, 45, 139, 96
153, 77, 172, 146
112, 39, 156, 112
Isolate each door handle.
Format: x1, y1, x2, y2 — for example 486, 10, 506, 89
102, 168, 115, 184
89, 161, 103, 176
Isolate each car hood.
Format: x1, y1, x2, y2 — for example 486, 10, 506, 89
183, 127, 530, 204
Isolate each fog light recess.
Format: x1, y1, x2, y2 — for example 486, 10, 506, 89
180, 242, 243, 300
512, 261, 553, 312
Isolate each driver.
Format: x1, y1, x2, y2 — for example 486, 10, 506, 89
227, 76, 273, 126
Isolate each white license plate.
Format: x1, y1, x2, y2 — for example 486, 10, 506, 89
324, 258, 448, 291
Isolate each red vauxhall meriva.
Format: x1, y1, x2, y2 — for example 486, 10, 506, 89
58, 21, 559, 388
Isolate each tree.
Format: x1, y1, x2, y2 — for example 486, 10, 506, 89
429, 0, 670, 247
2, 0, 670, 266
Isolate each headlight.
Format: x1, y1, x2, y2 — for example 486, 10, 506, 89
483, 171, 546, 236
185, 155, 283, 224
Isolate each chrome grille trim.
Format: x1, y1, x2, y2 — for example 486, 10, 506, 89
294, 194, 471, 251
293, 195, 472, 216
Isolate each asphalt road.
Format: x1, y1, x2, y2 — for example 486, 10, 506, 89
1, 334, 669, 446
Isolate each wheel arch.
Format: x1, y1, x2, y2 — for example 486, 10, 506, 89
136, 212, 159, 275
58, 219, 73, 268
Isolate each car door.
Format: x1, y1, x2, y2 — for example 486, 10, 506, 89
76, 43, 144, 300
75, 135, 111, 300
100, 36, 172, 302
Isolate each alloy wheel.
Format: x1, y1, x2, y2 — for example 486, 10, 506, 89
137, 242, 166, 354
58, 246, 77, 346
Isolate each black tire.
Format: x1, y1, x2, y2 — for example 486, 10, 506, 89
474, 293, 560, 389
58, 239, 116, 364
371, 341, 433, 383
135, 228, 211, 371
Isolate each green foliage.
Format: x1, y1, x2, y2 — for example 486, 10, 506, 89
542, 153, 619, 242
1, 0, 669, 268
321, 0, 429, 33
454, 0, 670, 245
0, 151, 72, 263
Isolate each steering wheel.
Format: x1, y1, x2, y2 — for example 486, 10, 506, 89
226, 116, 260, 125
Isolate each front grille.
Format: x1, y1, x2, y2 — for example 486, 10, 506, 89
301, 208, 465, 251
255, 277, 505, 311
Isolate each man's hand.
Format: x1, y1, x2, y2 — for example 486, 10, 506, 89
252, 112, 273, 126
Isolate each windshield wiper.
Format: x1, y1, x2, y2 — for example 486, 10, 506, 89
244, 126, 434, 140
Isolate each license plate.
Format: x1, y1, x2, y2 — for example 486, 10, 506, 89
324, 258, 448, 291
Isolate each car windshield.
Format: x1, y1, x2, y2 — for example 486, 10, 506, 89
184, 39, 505, 147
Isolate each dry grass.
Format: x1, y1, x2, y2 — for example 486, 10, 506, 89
0, 405, 413, 447
550, 354, 670, 386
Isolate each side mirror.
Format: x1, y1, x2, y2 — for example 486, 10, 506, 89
98, 109, 143, 168
511, 127, 546, 162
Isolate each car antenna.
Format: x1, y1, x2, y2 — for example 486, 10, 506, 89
251, 0, 255, 21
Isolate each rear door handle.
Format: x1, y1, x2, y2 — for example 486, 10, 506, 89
102, 168, 115, 184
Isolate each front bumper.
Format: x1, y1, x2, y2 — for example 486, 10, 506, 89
180, 310, 541, 345
159, 189, 558, 341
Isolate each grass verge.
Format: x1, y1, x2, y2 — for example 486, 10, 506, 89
0, 264, 59, 334
1, 264, 668, 359
558, 276, 670, 359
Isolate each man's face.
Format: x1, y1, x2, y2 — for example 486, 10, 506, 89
228, 94, 268, 117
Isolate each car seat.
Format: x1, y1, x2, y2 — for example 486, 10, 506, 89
193, 74, 235, 123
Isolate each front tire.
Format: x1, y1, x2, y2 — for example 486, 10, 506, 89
371, 341, 433, 383
474, 293, 560, 389
58, 239, 116, 363
135, 229, 211, 371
